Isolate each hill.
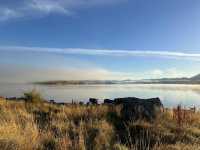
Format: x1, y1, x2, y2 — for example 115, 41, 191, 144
190, 74, 200, 81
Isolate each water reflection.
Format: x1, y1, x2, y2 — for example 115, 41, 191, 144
0, 83, 200, 108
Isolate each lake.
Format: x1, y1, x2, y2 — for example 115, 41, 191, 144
0, 83, 200, 108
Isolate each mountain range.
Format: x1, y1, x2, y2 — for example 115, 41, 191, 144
136, 73, 200, 84
35, 73, 200, 85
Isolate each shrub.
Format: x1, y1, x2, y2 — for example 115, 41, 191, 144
23, 89, 43, 103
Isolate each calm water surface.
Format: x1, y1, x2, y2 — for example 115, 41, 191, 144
0, 83, 200, 108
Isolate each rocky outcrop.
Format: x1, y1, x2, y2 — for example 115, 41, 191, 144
104, 99, 114, 104
89, 98, 98, 105
114, 97, 163, 121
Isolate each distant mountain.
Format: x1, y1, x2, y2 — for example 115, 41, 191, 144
34, 73, 200, 85
190, 74, 200, 81
137, 73, 200, 84
35, 80, 125, 85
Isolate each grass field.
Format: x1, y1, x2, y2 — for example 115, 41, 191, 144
0, 91, 200, 150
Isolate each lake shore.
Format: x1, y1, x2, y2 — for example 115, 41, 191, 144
1, 83, 200, 108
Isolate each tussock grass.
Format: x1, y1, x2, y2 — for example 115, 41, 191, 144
0, 94, 200, 150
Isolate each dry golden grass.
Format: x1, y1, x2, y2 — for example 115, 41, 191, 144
0, 96, 200, 150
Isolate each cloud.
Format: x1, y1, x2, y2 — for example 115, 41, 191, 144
150, 69, 164, 77
1, 46, 200, 61
1, 46, 200, 82
147, 68, 196, 79
0, 64, 194, 83
0, 64, 137, 83
0, 8, 22, 21
0, 0, 125, 21
27, 0, 70, 14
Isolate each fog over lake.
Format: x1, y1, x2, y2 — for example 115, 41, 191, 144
0, 83, 200, 108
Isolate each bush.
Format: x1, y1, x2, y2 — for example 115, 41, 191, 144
23, 89, 43, 103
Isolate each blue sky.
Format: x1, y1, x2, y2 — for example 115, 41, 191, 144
0, 0, 200, 82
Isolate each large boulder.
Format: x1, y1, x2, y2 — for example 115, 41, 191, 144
104, 99, 114, 104
114, 97, 163, 121
89, 98, 98, 105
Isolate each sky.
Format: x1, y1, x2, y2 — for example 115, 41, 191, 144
0, 0, 200, 82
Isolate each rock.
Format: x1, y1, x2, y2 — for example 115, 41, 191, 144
89, 98, 98, 105
104, 99, 114, 104
6, 97, 17, 100
50, 100, 55, 103
114, 97, 163, 121
79, 101, 84, 105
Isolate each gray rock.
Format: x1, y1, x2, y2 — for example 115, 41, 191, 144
89, 98, 98, 105
104, 99, 114, 104
114, 97, 163, 121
